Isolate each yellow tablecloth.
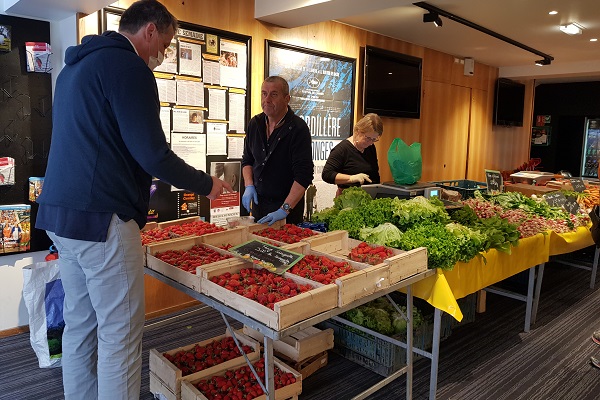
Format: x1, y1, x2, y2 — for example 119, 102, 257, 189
412, 228, 593, 322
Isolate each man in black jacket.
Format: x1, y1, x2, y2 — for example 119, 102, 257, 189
241, 76, 313, 225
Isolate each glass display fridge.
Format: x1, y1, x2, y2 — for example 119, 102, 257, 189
581, 118, 600, 177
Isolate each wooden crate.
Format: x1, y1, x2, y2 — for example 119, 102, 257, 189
243, 325, 334, 362
301, 230, 428, 285
180, 357, 302, 400
246, 220, 286, 234
149, 330, 261, 399
150, 371, 178, 400
201, 263, 338, 330
146, 236, 240, 292
195, 226, 249, 249
289, 245, 391, 307
156, 216, 202, 229
290, 351, 328, 380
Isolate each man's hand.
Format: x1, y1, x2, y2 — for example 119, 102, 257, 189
206, 176, 234, 200
242, 185, 258, 213
349, 173, 372, 184
257, 208, 287, 226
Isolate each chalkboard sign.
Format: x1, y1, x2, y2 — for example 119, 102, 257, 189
230, 240, 304, 274
543, 192, 567, 208
485, 170, 503, 193
569, 178, 586, 193
564, 195, 580, 215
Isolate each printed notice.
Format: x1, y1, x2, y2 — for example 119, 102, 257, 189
219, 39, 247, 89
176, 79, 204, 107
156, 78, 177, 104
173, 108, 203, 133
179, 40, 202, 77
228, 92, 246, 133
159, 107, 171, 142
227, 136, 244, 159
203, 59, 220, 85
171, 132, 206, 181
206, 122, 227, 155
208, 88, 226, 120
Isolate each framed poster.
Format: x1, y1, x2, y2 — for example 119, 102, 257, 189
265, 40, 356, 141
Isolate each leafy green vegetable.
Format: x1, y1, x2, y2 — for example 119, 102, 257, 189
343, 296, 424, 335
445, 222, 488, 263
391, 196, 450, 230
333, 187, 372, 210
449, 206, 479, 226
397, 223, 461, 270
310, 206, 339, 225
329, 207, 365, 239
359, 223, 403, 248
473, 216, 520, 254
359, 197, 397, 227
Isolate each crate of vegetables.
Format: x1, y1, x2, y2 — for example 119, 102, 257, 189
202, 263, 338, 330
149, 329, 261, 399
141, 218, 226, 247
180, 357, 302, 400
147, 237, 238, 292
287, 248, 391, 307
249, 222, 321, 245
302, 230, 428, 285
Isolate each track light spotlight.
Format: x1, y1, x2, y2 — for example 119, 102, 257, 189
423, 12, 443, 27
535, 58, 552, 66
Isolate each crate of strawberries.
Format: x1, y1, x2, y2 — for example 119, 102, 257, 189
147, 236, 238, 292
249, 222, 320, 245
286, 247, 390, 307
302, 230, 428, 285
149, 329, 260, 400
202, 263, 338, 330
141, 217, 226, 246
180, 357, 302, 400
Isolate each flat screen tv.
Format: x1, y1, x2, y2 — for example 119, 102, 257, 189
363, 46, 422, 119
493, 78, 525, 127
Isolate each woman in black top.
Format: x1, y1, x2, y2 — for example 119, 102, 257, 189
322, 113, 383, 196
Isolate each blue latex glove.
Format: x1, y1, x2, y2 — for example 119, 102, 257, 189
258, 208, 288, 226
242, 185, 258, 213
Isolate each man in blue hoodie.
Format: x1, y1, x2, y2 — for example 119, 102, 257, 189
35, 1, 232, 399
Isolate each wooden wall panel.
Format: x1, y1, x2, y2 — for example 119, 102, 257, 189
420, 81, 471, 181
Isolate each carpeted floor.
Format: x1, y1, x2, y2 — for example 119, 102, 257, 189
1, 259, 599, 400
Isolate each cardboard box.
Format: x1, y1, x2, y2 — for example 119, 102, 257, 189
504, 182, 558, 197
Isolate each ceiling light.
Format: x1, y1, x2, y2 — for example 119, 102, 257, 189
559, 22, 583, 35
591, 38, 598, 42
423, 12, 443, 27
548, 11, 558, 15
535, 58, 552, 66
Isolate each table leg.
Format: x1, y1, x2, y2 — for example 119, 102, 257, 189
524, 266, 535, 333
591, 247, 599, 289
407, 285, 413, 400
264, 336, 275, 400
531, 263, 545, 325
429, 308, 441, 400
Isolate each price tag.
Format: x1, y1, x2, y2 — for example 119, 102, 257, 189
569, 178, 586, 192
485, 170, 503, 193
543, 192, 567, 207
230, 240, 304, 275
564, 195, 580, 215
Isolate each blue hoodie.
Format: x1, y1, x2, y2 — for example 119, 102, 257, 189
36, 31, 213, 231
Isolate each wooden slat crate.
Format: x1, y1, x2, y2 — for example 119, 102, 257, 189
289, 351, 328, 380
146, 236, 240, 292
149, 330, 261, 399
301, 230, 428, 285
180, 357, 302, 400
201, 263, 338, 330
289, 245, 391, 307
243, 325, 333, 362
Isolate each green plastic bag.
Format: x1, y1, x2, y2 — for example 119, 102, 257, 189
387, 138, 422, 185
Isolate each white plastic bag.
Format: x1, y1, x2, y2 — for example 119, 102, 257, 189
22, 260, 63, 368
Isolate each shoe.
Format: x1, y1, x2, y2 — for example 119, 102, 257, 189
592, 356, 600, 369
593, 330, 600, 346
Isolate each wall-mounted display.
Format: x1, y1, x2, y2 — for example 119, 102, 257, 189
531, 126, 551, 146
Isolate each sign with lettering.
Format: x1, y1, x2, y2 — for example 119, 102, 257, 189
564, 195, 580, 215
569, 178, 586, 193
543, 192, 567, 208
485, 170, 503, 193
230, 240, 304, 275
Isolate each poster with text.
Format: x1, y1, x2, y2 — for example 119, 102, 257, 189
266, 41, 355, 141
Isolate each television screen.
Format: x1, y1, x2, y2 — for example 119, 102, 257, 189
493, 78, 525, 127
363, 46, 422, 119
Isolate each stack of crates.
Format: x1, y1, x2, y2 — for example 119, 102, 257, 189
433, 180, 487, 199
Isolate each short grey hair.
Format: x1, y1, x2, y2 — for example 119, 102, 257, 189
264, 76, 290, 96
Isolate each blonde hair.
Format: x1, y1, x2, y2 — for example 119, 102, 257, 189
354, 113, 383, 136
